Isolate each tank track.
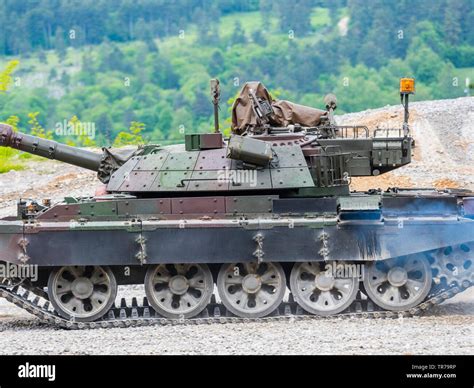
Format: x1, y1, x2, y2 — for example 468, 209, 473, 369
0, 266, 472, 330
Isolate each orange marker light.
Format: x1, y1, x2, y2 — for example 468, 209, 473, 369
400, 78, 415, 94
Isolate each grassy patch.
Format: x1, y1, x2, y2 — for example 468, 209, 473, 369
0, 149, 25, 173
0, 159, 25, 173
0, 148, 44, 173
455, 67, 473, 86
219, 11, 267, 37
338, 7, 349, 18
310, 7, 331, 29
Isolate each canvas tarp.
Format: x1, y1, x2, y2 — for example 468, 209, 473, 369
231, 81, 326, 134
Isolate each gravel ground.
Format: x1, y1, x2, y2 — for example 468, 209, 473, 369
0, 97, 473, 355
0, 161, 96, 219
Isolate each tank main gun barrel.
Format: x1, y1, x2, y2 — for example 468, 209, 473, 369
0, 123, 102, 172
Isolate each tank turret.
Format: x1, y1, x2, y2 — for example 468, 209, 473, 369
0, 81, 412, 198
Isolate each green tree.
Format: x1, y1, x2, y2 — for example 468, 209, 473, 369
406, 38, 444, 83
327, 0, 341, 25
192, 90, 211, 120
230, 21, 247, 45
28, 112, 53, 139
195, 7, 220, 45
251, 30, 267, 46
169, 107, 192, 140
0, 60, 19, 92
209, 50, 225, 76
443, 0, 462, 45
113, 121, 146, 147
95, 113, 114, 143
259, 0, 273, 30
54, 26, 67, 60
276, 0, 313, 36
49, 68, 58, 81
68, 115, 97, 147
6, 115, 20, 130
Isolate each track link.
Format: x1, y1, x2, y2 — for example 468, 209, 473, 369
0, 276, 472, 330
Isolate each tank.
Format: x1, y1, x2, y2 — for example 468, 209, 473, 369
0, 79, 472, 328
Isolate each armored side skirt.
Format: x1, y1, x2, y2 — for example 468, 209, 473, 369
1, 216, 473, 266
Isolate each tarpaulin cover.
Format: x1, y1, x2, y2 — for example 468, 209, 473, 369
231, 81, 326, 134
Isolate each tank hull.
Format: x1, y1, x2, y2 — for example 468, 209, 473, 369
1, 193, 473, 267
1, 191, 473, 325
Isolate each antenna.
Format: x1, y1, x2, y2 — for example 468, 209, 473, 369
210, 79, 220, 133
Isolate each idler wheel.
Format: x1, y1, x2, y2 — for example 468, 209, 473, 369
48, 265, 117, 322
144, 263, 213, 319
217, 262, 286, 318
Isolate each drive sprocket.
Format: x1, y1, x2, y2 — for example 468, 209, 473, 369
429, 243, 474, 286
